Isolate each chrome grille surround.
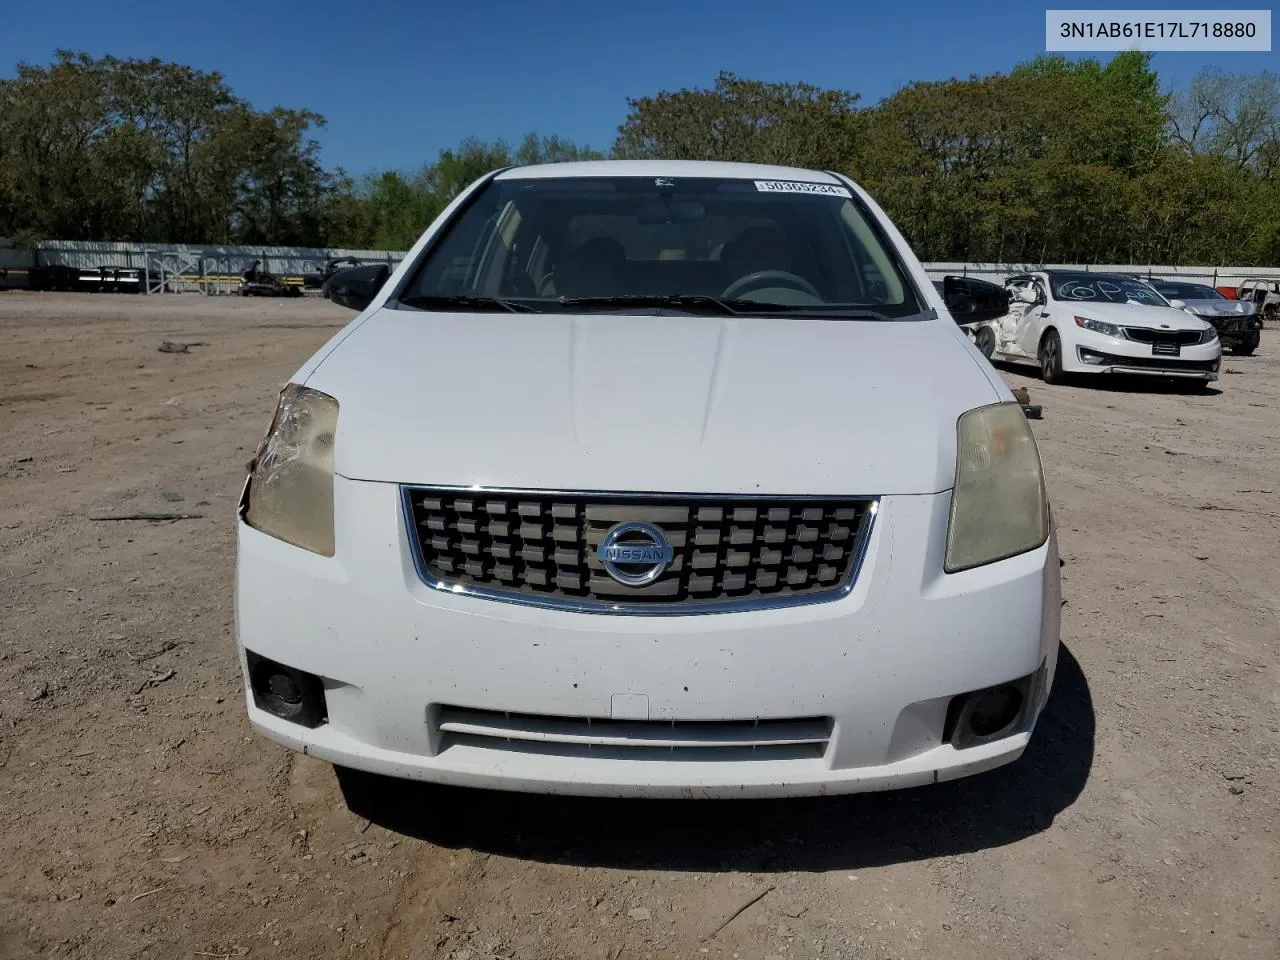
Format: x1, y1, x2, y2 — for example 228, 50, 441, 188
400, 486, 879, 615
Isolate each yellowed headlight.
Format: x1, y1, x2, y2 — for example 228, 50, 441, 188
945, 403, 1048, 573
245, 384, 338, 556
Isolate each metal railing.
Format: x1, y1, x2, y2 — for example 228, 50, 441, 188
5, 239, 1276, 295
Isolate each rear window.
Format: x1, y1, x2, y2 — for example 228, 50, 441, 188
1153, 282, 1224, 301
399, 176, 924, 318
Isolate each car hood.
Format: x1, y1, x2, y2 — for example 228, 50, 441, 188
1066, 301, 1209, 331
1180, 298, 1256, 317
304, 308, 1002, 496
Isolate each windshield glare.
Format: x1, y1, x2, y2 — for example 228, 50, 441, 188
1050, 274, 1169, 307
1153, 282, 1224, 301
399, 176, 923, 318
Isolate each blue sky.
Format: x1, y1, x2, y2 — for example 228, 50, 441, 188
1, 0, 1274, 174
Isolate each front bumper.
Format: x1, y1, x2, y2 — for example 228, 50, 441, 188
1204, 315, 1263, 335
1071, 340, 1220, 379
235, 478, 1061, 798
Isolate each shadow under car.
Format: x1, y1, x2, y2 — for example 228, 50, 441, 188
335, 645, 1094, 873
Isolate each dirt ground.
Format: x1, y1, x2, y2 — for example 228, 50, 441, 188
1, 291, 1277, 960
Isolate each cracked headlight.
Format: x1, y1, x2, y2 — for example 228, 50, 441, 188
1074, 315, 1124, 338
945, 403, 1048, 573
245, 384, 338, 556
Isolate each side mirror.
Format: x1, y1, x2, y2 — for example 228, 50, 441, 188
324, 263, 390, 311
1168, 298, 1187, 310
941, 276, 1010, 325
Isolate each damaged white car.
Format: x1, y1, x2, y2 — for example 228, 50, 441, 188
1149, 279, 1262, 356
975, 271, 1221, 388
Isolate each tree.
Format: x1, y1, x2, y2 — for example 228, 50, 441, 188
613, 72, 862, 171
0, 51, 337, 245
351, 170, 446, 251
859, 54, 1169, 262
321, 132, 604, 250
424, 138, 514, 201
5, 51, 1280, 266
111, 58, 240, 241
212, 106, 332, 245
515, 133, 605, 165
1170, 68, 1280, 175
0, 51, 135, 240
1014, 52, 1167, 172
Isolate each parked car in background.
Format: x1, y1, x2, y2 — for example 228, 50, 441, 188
1149, 279, 1261, 356
305, 257, 381, 293
1236, 278, 1280, 324
239, 260, 302, 297
236, 159, 1060, 798
986, 272, 1220, 388
934, 276, 1006, 358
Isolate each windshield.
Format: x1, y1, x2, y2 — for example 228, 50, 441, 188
1049, 273, 1169, 307
398, 175, 924, 318
1152, 281, 1224, 301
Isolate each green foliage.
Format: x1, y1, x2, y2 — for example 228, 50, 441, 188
856, 60, 1170, 261
325, 134, 605, 250
515, 133, 606, 166
614, 71, 862, 172
0, 52, 332, 245
2, 51, 1278, 264
1170, 68, 1280, 176
345, 170, 447, 251
0, 53, 605, 249
842, 54, 1273, 264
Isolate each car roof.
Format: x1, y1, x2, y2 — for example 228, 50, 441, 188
494, 159, 843, 183
1043, 270, 1143, 282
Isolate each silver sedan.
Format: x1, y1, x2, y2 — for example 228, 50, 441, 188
1149, 280, 1262, 356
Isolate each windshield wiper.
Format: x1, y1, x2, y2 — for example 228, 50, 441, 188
728, 302, 899, 321
557, 294, 742, 315
556, 295, 898, 321
400, 294, 537, 313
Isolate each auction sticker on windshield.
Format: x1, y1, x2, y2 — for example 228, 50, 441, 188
754, 180, 852, 198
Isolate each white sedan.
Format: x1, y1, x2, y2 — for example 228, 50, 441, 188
236, 160, 1060, 798
988, 271, 1221, 387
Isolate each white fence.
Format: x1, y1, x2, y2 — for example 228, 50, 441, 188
29, 241, 405, 293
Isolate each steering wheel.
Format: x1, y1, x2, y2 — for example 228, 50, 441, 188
721, 270, 820, 300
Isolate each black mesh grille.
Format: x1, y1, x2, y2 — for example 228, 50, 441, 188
403, 489, 875, 609
1195, 312, 1258, 332
1123, 327, 1202, 345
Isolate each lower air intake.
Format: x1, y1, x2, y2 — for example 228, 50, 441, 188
433, 706, 833, 761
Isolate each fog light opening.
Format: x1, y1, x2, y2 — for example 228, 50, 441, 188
968, 686, 1023, 739
945, 671, 1040, 750
267, 672, 303, 705
247, 652, 327, 728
